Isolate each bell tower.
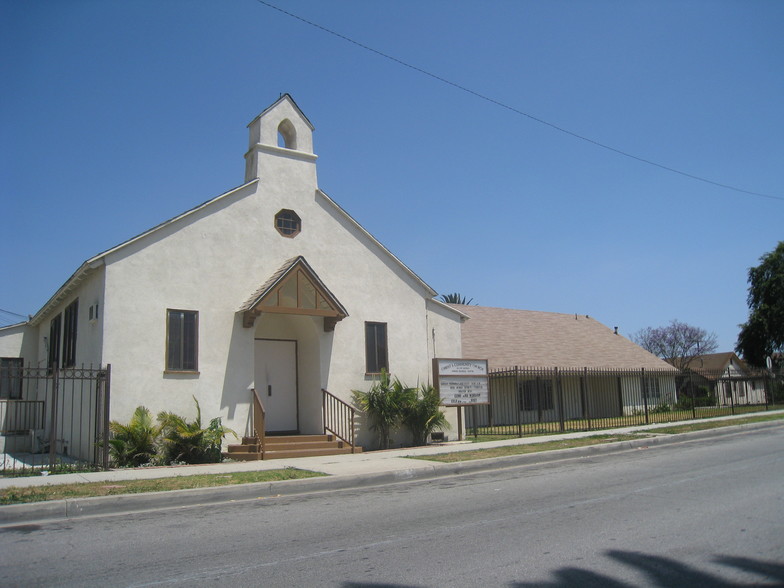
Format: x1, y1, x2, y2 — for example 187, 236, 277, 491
244, 94, 318, 185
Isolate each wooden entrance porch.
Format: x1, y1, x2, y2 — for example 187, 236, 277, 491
222, 388, 361, 461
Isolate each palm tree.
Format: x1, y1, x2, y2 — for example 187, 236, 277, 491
439, 292, 474, 305
108, 406, 160, 467
402, 384, 449, 446
157, 397, 236, 464
352, 370, 415, 450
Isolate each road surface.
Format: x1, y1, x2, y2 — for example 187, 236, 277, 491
1, 425, 782, 587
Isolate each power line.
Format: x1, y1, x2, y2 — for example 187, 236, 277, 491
255, 0, 783, 203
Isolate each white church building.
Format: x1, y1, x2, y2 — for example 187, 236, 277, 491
0, 94, 466, 454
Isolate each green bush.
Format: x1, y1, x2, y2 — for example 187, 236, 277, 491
402, 384, 449, 447
650, 402, 671, 414
354, 372, 450, 449
108, 406, 160, 467
352, 370, 415, 450
108, 398, 235, 467
158, 397, 236, 465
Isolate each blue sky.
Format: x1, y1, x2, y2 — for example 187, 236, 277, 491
2, 1, 782, 352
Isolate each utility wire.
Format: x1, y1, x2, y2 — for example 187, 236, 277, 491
0, 308, 28, 326
256, 0, 782, 203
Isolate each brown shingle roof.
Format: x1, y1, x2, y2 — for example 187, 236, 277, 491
454, 305, 676, 371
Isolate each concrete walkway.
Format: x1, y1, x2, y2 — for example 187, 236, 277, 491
1, 412, 782, 525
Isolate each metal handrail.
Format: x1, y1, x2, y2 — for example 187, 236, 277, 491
251, 387, 266, 452
322, 389, 356, 453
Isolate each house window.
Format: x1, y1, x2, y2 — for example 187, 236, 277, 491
0, 358, 23, 399
275, 209, 301, 238
48, 314, 61, 372
62, 299, 78, 368
643, 377, 661, 400
365, 322, 388, 374
519, 379, 554, 411
166, 309, 198, 372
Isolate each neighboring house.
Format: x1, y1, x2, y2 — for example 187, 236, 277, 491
676, 352, 767, 406
452, 305, 679, 422
0, 94, 465, 452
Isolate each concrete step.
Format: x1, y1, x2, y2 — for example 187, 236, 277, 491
261, 446, 357, 460
221, 451, 262, 461
264, 434, 334, 445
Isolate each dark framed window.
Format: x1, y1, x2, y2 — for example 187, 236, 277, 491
364, 322, 388, 374
643, 377, 661, 400
48, 314, 61, 372
0, 358, 23, 399
274, 209, 301, 238
62, 299, 79, 368
166, 309, 198, 372
519, 379, 554, 411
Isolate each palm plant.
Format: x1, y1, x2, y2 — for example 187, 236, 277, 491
157, 396, 236, 464
353, 370, 415, 450
108, 406, 160, 467
439, 292, 474, 305
402, 384, 450, 446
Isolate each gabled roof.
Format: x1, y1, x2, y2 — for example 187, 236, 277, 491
454, 305, 676, 371
672, 352, 756, 379
29, 180, 258, 326
247, 93, 314, 131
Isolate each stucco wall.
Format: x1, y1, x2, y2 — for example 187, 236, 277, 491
94, 97, 464, 448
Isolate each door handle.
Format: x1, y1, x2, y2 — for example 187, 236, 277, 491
268, 384, 272, 397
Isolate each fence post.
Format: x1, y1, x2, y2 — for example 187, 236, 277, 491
641, 368, 649, 425
689, 371, 696, 419
48, 366, 59, 468
727, 367, 735, 415
515, 367, 522, 438
102, 364, 111, 470
581, 367, 592, 431
556, 368, 565, 432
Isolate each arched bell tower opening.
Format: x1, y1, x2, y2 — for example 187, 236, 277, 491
277, 119, 297, 150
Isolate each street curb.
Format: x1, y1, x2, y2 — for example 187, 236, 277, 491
1, 419, 781, 526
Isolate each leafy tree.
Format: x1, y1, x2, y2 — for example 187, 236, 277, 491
108, 406, 160, 467
631, 319, 718, 370
402, 384, 449, 446
736, 241, 784, 368
352, 370, 415, 450
157, 396, 236, 464
439, 292, 474, 305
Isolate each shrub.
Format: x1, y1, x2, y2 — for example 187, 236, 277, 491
353, 370, 415, 450
402, 384, 449, 446
650, 402, 671, 414
108, 406, 160, 468
157, 397, 236, 465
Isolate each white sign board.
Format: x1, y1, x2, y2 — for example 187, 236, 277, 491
434, 358, 489, 406
438, 376, 489, 405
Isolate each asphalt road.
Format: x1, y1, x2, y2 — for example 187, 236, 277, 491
1, 426, 782, 587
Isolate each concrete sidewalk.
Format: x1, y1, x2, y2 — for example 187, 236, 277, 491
1, 412, 782, 525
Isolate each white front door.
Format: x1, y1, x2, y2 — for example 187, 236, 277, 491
255, 339, 298, 432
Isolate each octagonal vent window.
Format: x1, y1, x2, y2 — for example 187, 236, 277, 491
275, 209, 301, 238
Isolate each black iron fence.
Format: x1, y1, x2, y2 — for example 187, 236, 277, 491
466, 366, 779, 437
1, 364, 110, 476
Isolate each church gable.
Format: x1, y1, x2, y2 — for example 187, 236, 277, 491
240, 256, 348, 331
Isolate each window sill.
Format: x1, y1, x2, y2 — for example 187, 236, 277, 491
164, 370, 200, 376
